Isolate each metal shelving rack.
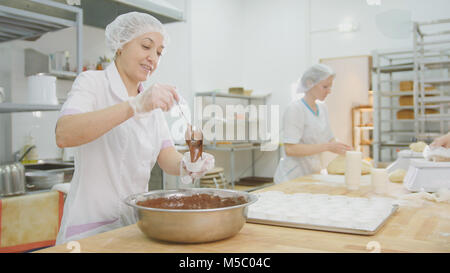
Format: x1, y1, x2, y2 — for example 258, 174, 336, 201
0, 0, 83, 113
0, 103, 60, 113
373, 18, 450, 165
0, 0, 83, 73
413, 18, 450, 140
194, 91, 277, 188
372, 49, 443, 165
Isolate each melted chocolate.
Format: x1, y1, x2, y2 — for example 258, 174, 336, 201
186, 139, 203, 162
137, 193, 247, 209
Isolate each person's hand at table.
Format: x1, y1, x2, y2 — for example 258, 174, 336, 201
430, 132, 450, 148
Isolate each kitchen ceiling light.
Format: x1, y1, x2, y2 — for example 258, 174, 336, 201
338, 22, 359, 32
367, 0, 381, 6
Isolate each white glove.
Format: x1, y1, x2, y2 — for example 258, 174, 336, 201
128, 83, 179, 118
180, 152, 215, 184
423, 145, 450, 162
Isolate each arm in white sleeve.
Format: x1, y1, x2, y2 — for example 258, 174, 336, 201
56, 72, 134, 148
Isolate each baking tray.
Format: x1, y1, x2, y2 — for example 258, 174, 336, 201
247, 204, 399, 236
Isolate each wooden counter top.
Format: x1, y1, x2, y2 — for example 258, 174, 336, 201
36, 176, 450, 253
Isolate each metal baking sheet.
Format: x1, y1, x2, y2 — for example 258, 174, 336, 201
247, 204, 399, 236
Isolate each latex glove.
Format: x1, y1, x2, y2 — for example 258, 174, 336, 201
128, 83, 179, 118
180, 152, 215, 184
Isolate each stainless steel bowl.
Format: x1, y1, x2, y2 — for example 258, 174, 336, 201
124, 188, 258, 243
25, 170, 65, 190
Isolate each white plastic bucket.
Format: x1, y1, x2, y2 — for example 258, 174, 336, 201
27, 74, 58, 105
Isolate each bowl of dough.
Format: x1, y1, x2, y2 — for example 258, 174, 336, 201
124, 188, 258, 243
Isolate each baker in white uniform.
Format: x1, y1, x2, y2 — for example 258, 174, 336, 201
55, 12, 214, 244
274, 64, 352, 183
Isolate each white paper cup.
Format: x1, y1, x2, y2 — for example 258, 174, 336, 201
371, 168, 388, 194
345, 151, 362, 190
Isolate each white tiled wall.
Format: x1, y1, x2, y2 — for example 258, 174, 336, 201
11, 111, 61, 160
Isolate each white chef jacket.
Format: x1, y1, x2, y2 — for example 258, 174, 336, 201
55, 62, 174, 244
274, 98, 334, 183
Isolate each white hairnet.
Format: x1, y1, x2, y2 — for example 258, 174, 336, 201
105, 12, 169, 56
297, 64, 336, 93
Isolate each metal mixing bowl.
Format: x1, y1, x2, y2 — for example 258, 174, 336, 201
124, 188, 258, 243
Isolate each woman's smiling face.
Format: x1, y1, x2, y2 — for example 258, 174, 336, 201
117, 32, 165, 82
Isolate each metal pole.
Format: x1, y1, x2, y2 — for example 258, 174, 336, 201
389, 57, 394, 161
252, 149, 255, 177
212, 92, 216, 147
230, 148, 235, 189
373, 50, 380, 166
413, 23, 420, 140
76, 8, 83, 74
419, 27, 426, 138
